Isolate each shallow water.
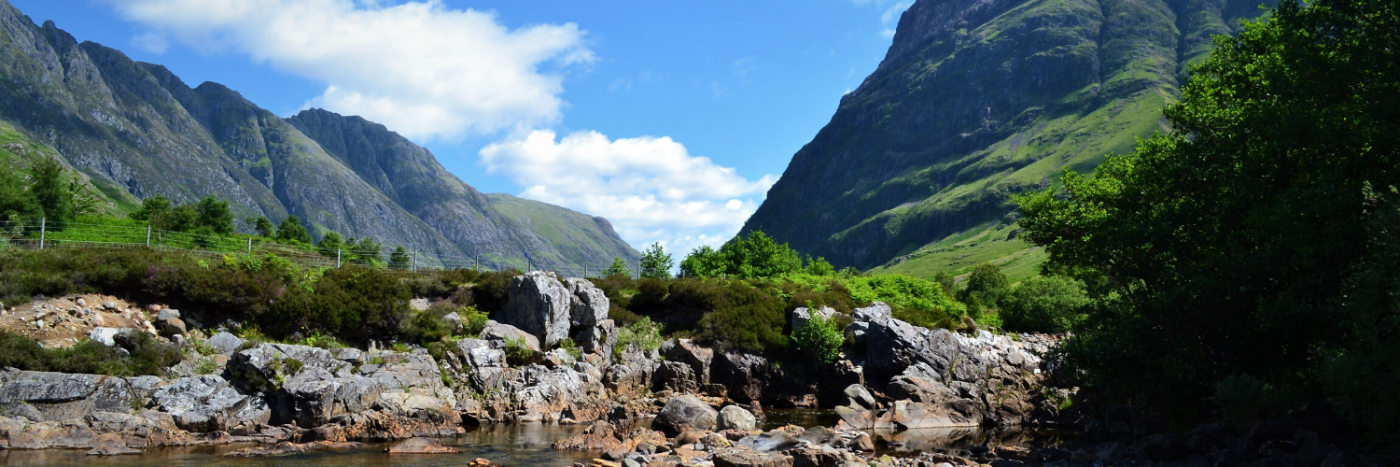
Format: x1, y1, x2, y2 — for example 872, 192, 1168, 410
0, 424, 596, 467
0, 411, 1070, 466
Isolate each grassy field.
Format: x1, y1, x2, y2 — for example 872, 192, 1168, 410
869, 222, 1047, 284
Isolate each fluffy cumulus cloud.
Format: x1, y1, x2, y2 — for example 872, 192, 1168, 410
480, 130, 776, 254
106, 0, 593, 139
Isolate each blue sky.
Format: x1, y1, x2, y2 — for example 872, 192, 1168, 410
13, 0, 912, 253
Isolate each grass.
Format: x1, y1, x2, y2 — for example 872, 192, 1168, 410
872, 222, 1047, 283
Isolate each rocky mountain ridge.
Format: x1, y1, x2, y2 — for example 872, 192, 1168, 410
0, 0, 639, 270
743, 0, 1269, 271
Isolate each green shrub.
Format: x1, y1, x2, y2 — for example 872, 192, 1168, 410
458, 305, 489, 337
504, 336, 534, 366
792, 313, 843, 364
0, 330, 181, 377
844, 275, 966, 330
694, 281, 788, 354
613, 317, 665, 360
558, 338, 581, 360
999, 275, 1090, 333
957, 263, 1009, 308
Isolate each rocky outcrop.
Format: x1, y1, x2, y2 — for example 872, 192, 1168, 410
0, 370, 137, 422
151, 375, 269, 432
502, 272, 611, 349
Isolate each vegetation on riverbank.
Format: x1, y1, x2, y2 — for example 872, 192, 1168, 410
1016, 0, 1400, 450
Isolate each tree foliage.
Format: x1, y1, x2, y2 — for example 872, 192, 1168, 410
640, 242, 673, 279
1013, 0, 1400, 433
998, 275, 1089, 333
276, 215, 312, 245
792, 312, 843, 364
680, 230, 803, 279
603, 256, 632, 277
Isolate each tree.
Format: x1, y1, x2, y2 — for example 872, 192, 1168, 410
351, 237, 382, 265
317, 232, 345, 258
132, 196, 172, 228
389, 246, 411, 270
679, 245, 726, 278
958, 263, 1008, 308
276, 215, 312, 245
251, 217, 277, 238
0, 166, 42, 223
29, 157, 84, 223
639, 242, 673, 279
1014, 0, 1400, 426
603, 257, 632, 277
804, 256, 835, 276
194, 196, 235, 234
999, 275, 1090, 333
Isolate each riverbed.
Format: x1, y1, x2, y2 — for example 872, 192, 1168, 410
0, 410, 1070, 466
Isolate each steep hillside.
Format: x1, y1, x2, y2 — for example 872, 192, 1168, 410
0, 0, 639, 269
0, 120, 137, 217
485, 193, 642, 270
742, 0, 1268, 271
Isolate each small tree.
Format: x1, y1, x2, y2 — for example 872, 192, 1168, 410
0, 167, 40, 222
251, 217, 277, 238
389, 246, 411, 270
195, 195, 235, 234
1000, 275, 1090, 333
680, 245, 726, 277
959, 263, 1009, 308
276, 215, 312, 245
639, 242, 673, 279
29, 157, 84, 223
131, 196, 173, 228
351, 237, 382, 265
804, 256, 835, 276
318, 231, 345, 258
603, 256, 633, 277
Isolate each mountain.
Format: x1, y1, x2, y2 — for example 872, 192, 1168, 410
0, 0, 639, 269
742, 0, 1268, 272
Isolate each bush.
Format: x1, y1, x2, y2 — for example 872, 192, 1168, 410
458, 305, 489, 337
504, 336, 534, 366
999, 275, 1090, 333
694, 281, 789, 354
845, 275, 966, 329
792, 313, 843, 364
613, 317, 665, 360
0, 330, 181, 377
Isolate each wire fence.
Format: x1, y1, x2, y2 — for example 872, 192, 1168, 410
0, 218, 642, 278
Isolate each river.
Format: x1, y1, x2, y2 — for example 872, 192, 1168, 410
0, 410, 1069, 466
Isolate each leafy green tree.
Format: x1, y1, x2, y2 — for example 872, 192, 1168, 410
603, 257, 632, 277
194, 196, 234, 234
932, 271, 956, 295
804, 256, 835, 276
639, 242, 673, 279
0, 167, 41, 223
792, 312, 843, 364
389, 246, 411, 270
131, 196, 172, 228
250, 217, 277, 238
276, 215, 312, 245
1014, 0, 1400, 425
167, 204, 197, 232
679, 245, 726, 277
958, 263, 1008, 308
317, 231, 345, 258
29, 157, 85, 223
351, 237, 382, 265
999, 275, 1090, 333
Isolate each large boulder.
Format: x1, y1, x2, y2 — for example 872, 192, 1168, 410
852, 302, 891, 324
227, 343, 350, 393
278, 369, 381, 428
151, 375, 270, 432
712, 352, 781, 403
479, 321, 541, 353
0, 370, 135, 422
717, 405, 757, 431
865, 318, 986, 383
502, 272, 612, 349
661, 338, 714, 384
204, 331, 245, 355
455, 338, 507, 391
503, 271, 576, 347
653, 361, 699, 394
653, 394, 718, 437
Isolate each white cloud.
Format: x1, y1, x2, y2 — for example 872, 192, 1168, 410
131, 31, 168, 53
479, 130, 776, 253
105, 0, 593, 140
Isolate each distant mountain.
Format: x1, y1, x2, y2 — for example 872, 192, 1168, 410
743, 0, 1268, 271
0, 0, 639, 269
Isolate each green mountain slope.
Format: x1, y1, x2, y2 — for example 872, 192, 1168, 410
742, 0, 1268, 272
485, 193, 642, 271
0, 0, 639, 269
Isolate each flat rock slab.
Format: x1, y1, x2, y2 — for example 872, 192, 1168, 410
386, 437, 459, 454
714, 448, 795, 467
224, 441, 363, 457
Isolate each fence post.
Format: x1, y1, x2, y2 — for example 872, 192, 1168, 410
412, 252, 417, 273
246, 238, 252, 255
145, 225, 151, 247
38, 218, 45, 250
336, 249, 341, 268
